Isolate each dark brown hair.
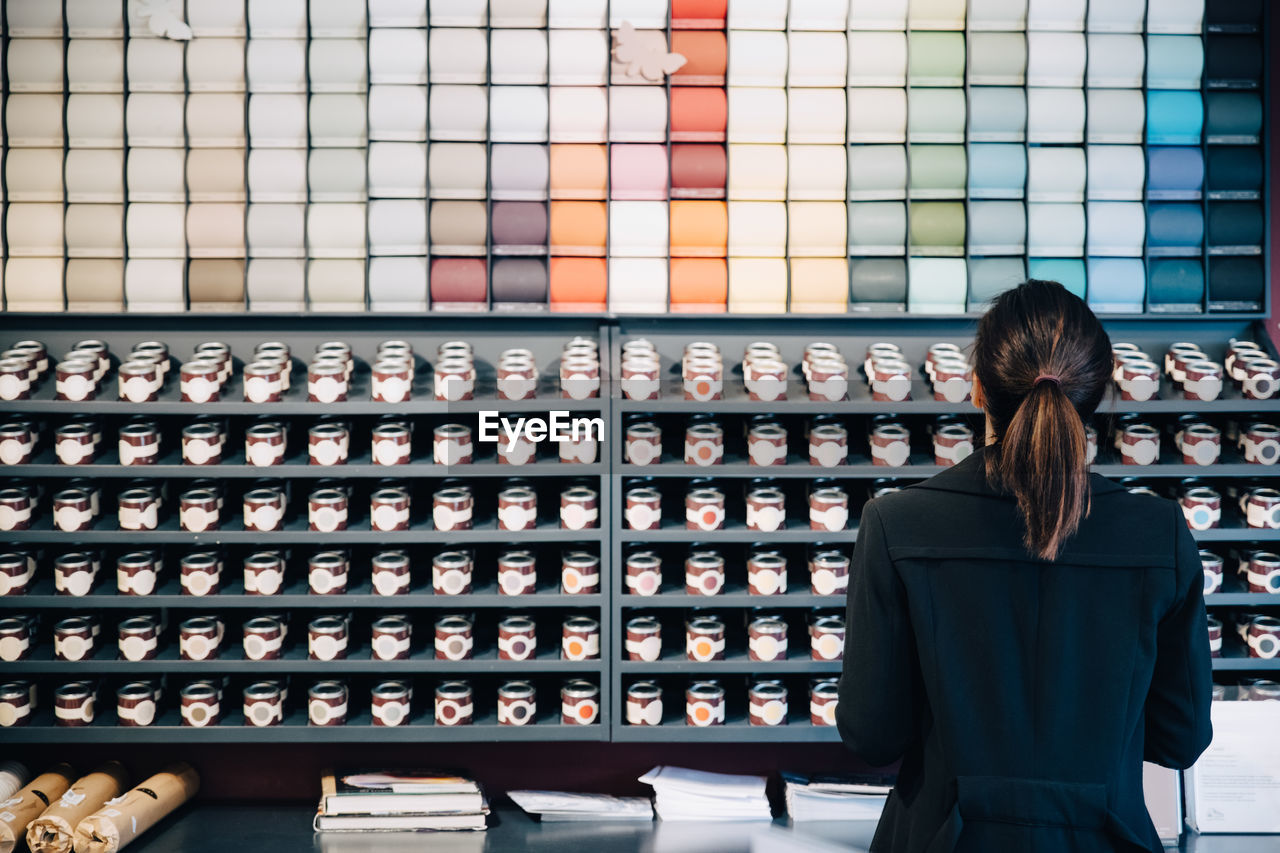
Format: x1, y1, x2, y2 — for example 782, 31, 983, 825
973, 280, 1112, 560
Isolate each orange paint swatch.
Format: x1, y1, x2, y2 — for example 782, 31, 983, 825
670, 200, 728, 257
671, 31, 727, 85
549, 201, 607, 256
549, 257, 607, 309
671, 258, 728, 308
549, 144, 608, 200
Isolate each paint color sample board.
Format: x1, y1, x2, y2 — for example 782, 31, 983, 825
0, 0, 1268, 315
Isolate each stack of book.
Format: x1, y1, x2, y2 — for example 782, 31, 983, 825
314, 770, 489, 832
781, 771, 894, 822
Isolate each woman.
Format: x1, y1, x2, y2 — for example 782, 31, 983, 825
837, 281, 1213, 853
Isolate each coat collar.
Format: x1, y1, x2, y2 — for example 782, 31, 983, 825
909, 444, 1123, 499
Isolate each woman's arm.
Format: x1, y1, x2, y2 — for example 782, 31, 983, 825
836, 500, 918, 766
1144, 503, 1214, 769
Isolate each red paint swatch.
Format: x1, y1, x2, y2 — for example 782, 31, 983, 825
671, 144, 726, 198
672, 0, 727, 28
670, 87, 727, 142
430, 258, 487, 304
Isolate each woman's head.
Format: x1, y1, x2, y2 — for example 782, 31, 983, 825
972, 280, 1113, 560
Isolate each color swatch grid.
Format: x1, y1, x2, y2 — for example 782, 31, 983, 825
0, 0, 1267, 314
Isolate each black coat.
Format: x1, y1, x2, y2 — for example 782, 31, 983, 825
837, 447, 1213, 853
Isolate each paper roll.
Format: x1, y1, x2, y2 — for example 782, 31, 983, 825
0, 764, 74, 853
73, 764, 199, 853
0, 763, 30, 801
26, 762, 128, 853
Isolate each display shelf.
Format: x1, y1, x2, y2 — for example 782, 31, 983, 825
0, 709, 607, 743
1, 390, 606, 417
615, 386, 1280, 415
12, 456, 601, 478
617, 592, 843, 608
0, 585, 604, 610
3, 517, 608, 544
618, 657, 843, 675
619, 524, 1280, 544
610, 717, 843, 743
3, 646, 605, 675
617, 524, 862, 544
1210, 655, 1280, 672
1205, 594, 1280, 607
619, 458, 1280, 480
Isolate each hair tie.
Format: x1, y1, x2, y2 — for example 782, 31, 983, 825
1034, 374, 1061, 387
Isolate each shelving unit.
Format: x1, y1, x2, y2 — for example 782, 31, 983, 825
2, 314, 1279, 743
605, 315, 1280, 742
0, 315, 611, 742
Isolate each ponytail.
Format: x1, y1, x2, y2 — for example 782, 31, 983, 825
973, 281, 1113, 561
992, 378, 1091, 560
